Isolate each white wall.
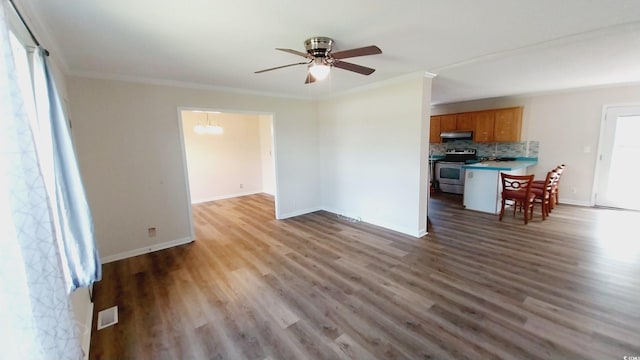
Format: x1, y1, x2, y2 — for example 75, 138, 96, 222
318, 74, 432, 237
259, 115, 276, 195
67, 77, 319, 262
431, 84, 640, 205
182, 111, 263, 203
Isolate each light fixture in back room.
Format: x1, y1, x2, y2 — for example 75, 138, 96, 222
193, 111, 223, 135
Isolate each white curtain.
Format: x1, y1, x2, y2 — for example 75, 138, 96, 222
0, 1, 85, 359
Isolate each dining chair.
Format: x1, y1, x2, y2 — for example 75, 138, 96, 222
533, 164, 565, 210
532, 170, 560, 220
499, 173, 535, 224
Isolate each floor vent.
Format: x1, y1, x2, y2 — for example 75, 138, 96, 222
97, 306, 118, 330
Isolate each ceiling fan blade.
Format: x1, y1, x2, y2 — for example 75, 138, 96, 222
276, 48, 310, 58
254, 61, 309, 74
331, 45, 382, 59
333, 60, 376, 75
304, 73, 316, 84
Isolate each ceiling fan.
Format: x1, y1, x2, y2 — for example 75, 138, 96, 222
255, 37, 382, 84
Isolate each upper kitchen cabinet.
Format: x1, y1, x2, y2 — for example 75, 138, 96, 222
440, 114, 457, 132
472, 111, 495, 143
430, 106, 523, 143
455, 113, 474, 131
430, 114, 475, 143
494, 107, 523, 142
430, 116, 442, 143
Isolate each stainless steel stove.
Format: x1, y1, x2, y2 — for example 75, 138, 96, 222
435, 149, 477, 194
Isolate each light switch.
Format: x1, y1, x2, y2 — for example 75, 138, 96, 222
583, 146, 591, 153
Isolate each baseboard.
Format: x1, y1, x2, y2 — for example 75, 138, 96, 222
559, 198, 593, 207
359, 216, 422, 238
82, 301, 94, 360
101, 237, 194, 264
277, 206, 323, 219
321, 206, 424, 238
191, 190, 262, 204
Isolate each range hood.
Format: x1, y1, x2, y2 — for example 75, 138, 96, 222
440, 131, 473, 142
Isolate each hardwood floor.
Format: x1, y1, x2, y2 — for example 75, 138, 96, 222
89, 193, 640, 359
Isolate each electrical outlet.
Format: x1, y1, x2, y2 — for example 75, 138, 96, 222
571, 188, 577, 194
148, 227, 156, 237
239, 183, 244, 189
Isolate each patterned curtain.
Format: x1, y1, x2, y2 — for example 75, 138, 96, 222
32, 47, 102, 290
0, 0, 96, 358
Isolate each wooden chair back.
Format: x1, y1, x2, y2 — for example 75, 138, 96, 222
499, 173, 535, 224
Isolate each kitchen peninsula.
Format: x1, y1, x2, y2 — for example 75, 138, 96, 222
462, 159, 538, 214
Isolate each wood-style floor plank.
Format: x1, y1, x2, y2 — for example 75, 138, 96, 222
89, 193, 640, 359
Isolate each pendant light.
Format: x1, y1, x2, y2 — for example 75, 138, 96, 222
193, 111, 223, 135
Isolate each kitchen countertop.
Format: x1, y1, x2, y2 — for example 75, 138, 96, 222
462, 158, 538, 171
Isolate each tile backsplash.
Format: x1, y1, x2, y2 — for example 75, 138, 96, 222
430, 140, 539, 158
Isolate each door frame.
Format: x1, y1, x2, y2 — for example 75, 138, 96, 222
592, 103, 640, 207
176, 106, 279, 239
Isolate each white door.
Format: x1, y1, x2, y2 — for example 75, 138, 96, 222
596, 106, 640, 210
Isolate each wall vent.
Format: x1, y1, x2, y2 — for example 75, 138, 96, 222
97, 306, 118, 330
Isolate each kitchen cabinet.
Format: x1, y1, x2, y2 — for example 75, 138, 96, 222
440, 114, 457, 132
430, 114, 474, 143
429, 116, 441, 143
472, 111, 495, 142
494, 107, 522, 142
455, 113, 474, 131
429, 106, 522, 143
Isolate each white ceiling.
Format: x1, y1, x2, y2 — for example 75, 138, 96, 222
18, 0, 640, 104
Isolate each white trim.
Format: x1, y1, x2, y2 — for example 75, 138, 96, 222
192, 190, 263, 204
592, 103, 640, 206
558, 199, 593, 207
432, 81, 640, 106
431, 21, 640, 74
358, 215, 423, 238
592, 104, 609, 205
100, 237, 194, 264
277, 207, 323, 220
321, 206, 424, 238
176, 107, 280, 219
68, 70, 311, 100
175, 109, 196, 246
81, 301, 94, 360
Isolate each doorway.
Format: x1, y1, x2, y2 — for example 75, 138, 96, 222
178, 108, 277, 214
595, 105, 640, 210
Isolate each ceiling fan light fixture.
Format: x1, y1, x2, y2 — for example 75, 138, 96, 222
255, 37, 381, 83
309, 60, 330, 81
